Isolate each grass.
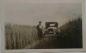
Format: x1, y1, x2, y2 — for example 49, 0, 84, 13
5, 24, 38, 49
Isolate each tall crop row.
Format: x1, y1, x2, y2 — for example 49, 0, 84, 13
5, 24, 38, 49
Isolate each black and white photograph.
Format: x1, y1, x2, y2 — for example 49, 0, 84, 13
4, 0, 82, 49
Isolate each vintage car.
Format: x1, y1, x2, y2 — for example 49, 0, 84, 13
44, 22, 58, 37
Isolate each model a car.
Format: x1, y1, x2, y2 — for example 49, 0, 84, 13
44, 22, 58, 37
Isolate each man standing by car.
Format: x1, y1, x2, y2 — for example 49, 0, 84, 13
36, 21, 43, 40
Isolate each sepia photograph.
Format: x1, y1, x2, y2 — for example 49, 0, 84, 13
4, 0, 82, 49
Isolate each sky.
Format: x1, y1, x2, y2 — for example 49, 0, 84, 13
4, 0, 82, 27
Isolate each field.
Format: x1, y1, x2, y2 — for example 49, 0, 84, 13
5, 24, 38, 49
5, 18, 82, 49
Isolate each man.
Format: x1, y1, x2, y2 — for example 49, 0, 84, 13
36, 21, 43, 39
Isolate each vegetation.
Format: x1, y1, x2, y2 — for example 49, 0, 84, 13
58, 18, 82, 48
5, 24, 38, 49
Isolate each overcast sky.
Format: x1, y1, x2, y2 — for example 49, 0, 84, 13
4, 0, 82, 27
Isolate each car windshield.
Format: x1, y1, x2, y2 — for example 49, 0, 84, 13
49, 24, 55, 27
